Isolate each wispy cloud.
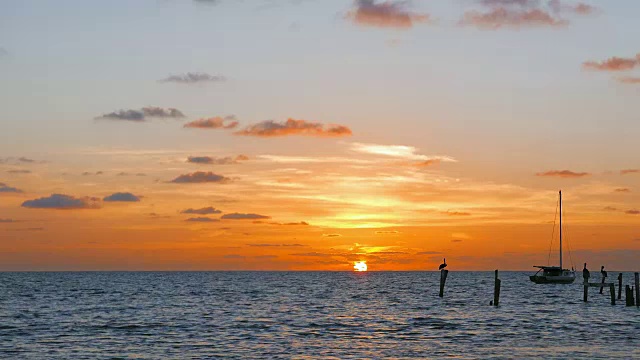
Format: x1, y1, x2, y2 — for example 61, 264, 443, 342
461, 0, 594, 30
183, 116, 238, 129
186, 155, 248, 165
21, 194, 100, 210
169, 172, 231, 184
103, 192, 141, 202
0, 182, 23, 193
351, 142, 456, 163
614, 188, 631, 193
620, 169, 640, 175
8, 170, 31, 174
0, 219, 16, 223
96, 107, 185, 122
159, 72, 226, 84
536, 170, 590, 178
185, 217, 220, 222
626, 209, 640, 215
247, 243, 307, 247
583, 54, 640, 71
181, 207, 222, 215
235, 119, 352, 138
221, 213, 271, 220
346, 0, 431, 29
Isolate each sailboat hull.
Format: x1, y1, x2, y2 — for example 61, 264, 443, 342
529, 275, 575, 284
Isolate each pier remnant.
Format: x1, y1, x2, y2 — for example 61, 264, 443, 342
634, 273, 640, 307
493, 270, 501, 306
618, 273, 622, 300
609, 283, 616, 305
583, 282, 588, 302
439, 269, 448, 298
625, 285, 635, 306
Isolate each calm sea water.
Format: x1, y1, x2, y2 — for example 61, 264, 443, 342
1, 272, 638, 359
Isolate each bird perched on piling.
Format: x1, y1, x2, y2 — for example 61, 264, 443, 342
439, 258, 447, 270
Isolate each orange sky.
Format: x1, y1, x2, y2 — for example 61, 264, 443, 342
1, 0, 639, 270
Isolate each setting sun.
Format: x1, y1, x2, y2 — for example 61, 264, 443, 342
354, 261, 368, 272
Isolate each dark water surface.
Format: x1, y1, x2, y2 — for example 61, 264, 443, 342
1, 272, 639, 359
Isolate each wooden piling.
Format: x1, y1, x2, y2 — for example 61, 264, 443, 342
583, 283, 588, 302
617, 273, 622, 300
493, 270, 501, 307
625, 285, 634, 306
635, 273, 640, 306
439, 269, 448, 298
609, 283, 615, 305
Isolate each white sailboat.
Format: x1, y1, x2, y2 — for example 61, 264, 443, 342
529, 190, 576, 284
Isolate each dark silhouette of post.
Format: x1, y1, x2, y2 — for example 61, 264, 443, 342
493, 270, 501, 306
599, 266, 607, 294
439, 269, 448, 298
634, 273, 640, 306
583, 282, 588, 302
609, 284, 615, 305
625, 285, 634, 306
583, 263, 590, 284
617, 273, 623, 300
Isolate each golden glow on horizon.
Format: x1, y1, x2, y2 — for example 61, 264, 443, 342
354, 261, 368, 272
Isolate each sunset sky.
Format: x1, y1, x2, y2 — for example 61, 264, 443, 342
1, 0, 639, 271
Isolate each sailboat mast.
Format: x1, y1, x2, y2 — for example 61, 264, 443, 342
559, 190, 562, 270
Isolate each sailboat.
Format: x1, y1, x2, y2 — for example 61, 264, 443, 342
529, 190, 576, 284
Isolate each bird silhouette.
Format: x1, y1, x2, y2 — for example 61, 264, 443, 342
439, 258, 447, 270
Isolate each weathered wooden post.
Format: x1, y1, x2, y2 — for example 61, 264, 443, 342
618, 273, 623, 300
583, 282, 588, 302
609, 283, 615, 305
493, 269, 501, 306
635, 273, 640, 306
439, 269, 448, 298
625, 285, 634, 306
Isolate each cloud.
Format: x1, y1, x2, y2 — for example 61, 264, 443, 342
620, 169, 640, 175
0, 182, 23, 193
185, 217, 220, 222
603, 206, 618, 211
96, 107, 185, 122
255, 255, 278, 260
169, 171, 230, 184
0, 219, 16, 223
290, 252, 334, 257
535, 170, 590, 178
626, 209, 640, 215
461, 0, 594, 30
247, 243, 306, 247
235, 118, 352, 138
221, 213, 271, 220
346, 0, 431, 29
17, 157, 35, 163
452, 239, 464, 243
8, 170, 31, 174
21, 194, 100, 210
183, 115, 238, 129
181, 207, 222, 215
103, 192, 141, 202
583, 55, 640, 72
417, 251, 443, 255
351, 142, 456, 162
186, 156, 243, 165
618, 77, 640, 84
614, 188, 631, 193
322, 233, 342, 237
375, 230, 399, 234
224, 254, 245, 259
444, 211, 472, 216
159, 72, 226, 84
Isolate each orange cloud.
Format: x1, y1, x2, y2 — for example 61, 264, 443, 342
184, 116, 238, 129
618, 77, 640, 84
535, 170, 590, 178
614, 188, 631, 193
169, 171, 230, 183
234, 119, 352, 138
461, 0, 594, 30
347, 0, 430, 29
626, 209, 640, 215
620, 169, 640, 175
583, 55, 640, 71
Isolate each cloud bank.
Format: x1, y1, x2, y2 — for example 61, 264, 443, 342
0, 182, 23, 193
170, 171, 230, 184
235, 118, 352, 137
96, 107, 185, 122
346, 0, 430, 29
21, 194, 100, 210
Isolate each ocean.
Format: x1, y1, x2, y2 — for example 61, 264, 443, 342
1, 271, 638, 359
